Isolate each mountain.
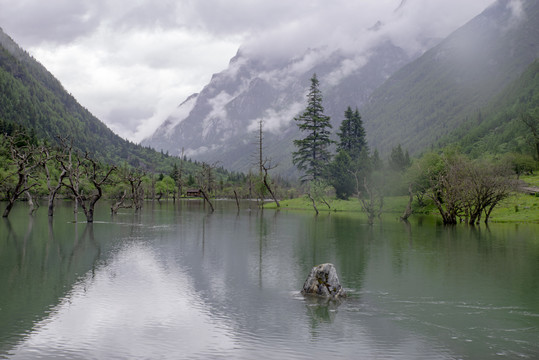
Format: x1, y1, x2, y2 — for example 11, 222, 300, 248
440, 59, 539, 157
142, 33, 427, 176
361, 0, 539, 156
144, 0, 538, 174
0, 28, 190, 174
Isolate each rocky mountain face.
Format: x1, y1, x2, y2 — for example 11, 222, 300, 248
142, 36, 421, 175
144, 0, 538, 176
361, 0, 539, 156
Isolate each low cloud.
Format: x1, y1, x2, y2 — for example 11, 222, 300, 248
0, 0, 495, 142
324, 55, 369, 87
248, 102, 305, 135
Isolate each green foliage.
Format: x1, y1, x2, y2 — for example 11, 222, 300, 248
437, 60, 539, 160
155, 175, 176, 198
328, 150, 354, 200
329, 106, 371, 200
337, 106, 367, 160
389, 144, 411, 172
0, 33, 230, 182
502, 153, 537, 178
307, 180, 333, 205
293, 74, 333, 182
362, 0, 539, 157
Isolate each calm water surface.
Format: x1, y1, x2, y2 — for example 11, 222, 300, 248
0, 200, 538, 359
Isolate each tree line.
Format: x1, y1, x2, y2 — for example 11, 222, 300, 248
292, 74, 526, 225
0, 127, 288, 221
1, 74, 534, 225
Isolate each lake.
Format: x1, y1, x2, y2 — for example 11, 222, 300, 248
1, 200, 538, 359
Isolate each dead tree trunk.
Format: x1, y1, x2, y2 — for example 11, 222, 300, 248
262, 162, 279, 208
200, 188, 214, 213
350, 171, 383, 225
307, 192, 319, 215
400, 183, 413, 221
233, 189, 240, 212
59, 151, 115, 223
45, 148, 67, 217
25, 188, 38, 215
111, 190, 128, 214
2, 136, 42, 218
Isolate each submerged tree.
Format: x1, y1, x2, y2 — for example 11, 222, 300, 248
59, 151, 115, 223
350, 171, 383, 226
293, 73, 333, 182
1, 134, 44, 218
417, 151, 516, 225
44, 147, 67, 217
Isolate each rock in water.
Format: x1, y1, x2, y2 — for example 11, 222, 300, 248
301, 263, 346, 298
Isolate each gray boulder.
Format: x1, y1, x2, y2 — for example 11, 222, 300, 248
301, 263, 346, 298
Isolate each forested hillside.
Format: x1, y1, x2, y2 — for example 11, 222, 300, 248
362, 0, 539, 156
0, 28, 192, 174
439, 60, 539, 158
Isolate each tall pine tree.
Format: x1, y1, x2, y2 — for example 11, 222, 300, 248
292, 74, 333, 182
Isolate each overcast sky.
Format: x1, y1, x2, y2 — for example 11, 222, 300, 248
0, 0, 495, 143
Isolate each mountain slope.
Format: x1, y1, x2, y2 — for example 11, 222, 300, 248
143, 37, 422, 175
361, 0, 539, 156
441, 59, 539, 157
0, 28, 186, 173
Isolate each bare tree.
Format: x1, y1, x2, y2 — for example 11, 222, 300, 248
306, 192, 319, 215
351, 170, 383, 225
43, 146, 67, 217
1, 134, 43, 218
59, 151, 115, 223
306, 180, 331, 213
400, 183, 413, 221
197, 162, 217, 212
111, 189, 128, 214
261, 160, 280, 208
178, 147, 185, 198
127, 169, 145, 211
427, 156, 515, 225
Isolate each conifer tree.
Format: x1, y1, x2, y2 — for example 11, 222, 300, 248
337, 106, 367, 160
389, 144, 411, 171
330, 106, 370, 199
292, 74, 333, 182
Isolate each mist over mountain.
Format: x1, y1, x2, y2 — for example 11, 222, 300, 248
141, 0, 536, 177
143, 38, 419, 175
362, 0, 539, 156
141, 1, 454, 175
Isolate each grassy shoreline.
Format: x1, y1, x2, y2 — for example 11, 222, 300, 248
264, 175, 539, 224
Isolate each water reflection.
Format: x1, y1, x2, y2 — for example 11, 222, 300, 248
0, 209, 108, 357
304, 296, 342, 326
1, 201, 538, 359
8, 241, 236, 359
